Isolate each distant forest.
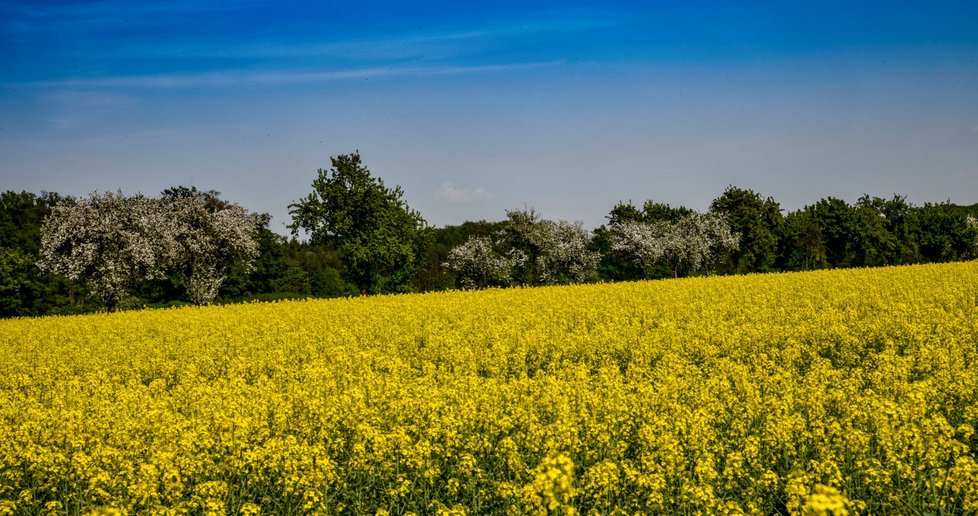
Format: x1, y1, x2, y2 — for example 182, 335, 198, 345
2, 157, 977, 318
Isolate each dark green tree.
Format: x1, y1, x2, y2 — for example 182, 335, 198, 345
641, 200, 694, 224
915, 202, 978, 262
0, 191, 82, 316
709, 186, 783, 273
288, 152, 426, 294
160, 186, 228, 211
850, 196, 901, 267
871, 195, 920, 264
606, 201, 644, 226
779, 208, 829, 271
807, 197, 859, 268
1, 191, 71, 254
0, 247, 40, 316
415, 220, 506, 291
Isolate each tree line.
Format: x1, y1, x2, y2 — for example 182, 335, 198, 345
1, 152, 976, 317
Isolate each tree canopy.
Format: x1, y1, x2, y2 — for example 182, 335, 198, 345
709, 186, 782, 273
3, 171, 978, 317
289, 152, 426, 294
39, 191, 174, 311
445, 209, 599, 288
37, 190, 261, 310
610, 211, 739, 279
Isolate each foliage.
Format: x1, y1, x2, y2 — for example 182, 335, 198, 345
495, 208, 542, 285
0, 191, 71, 254
416, 221, 506, 291
776, 196, 978, 271
161, 186, 228, 212
6, 183, 978, 317
780, 208, 830, 270
709, 186, 783, 273
0, 247, 38, 317
445, 209, 599, 289
590, 223, 646, 282
36, 190, 262, 310
604, 201, 644, 227
607, 220, 665, 278
969, 215, 978, 255
611, 211, 739, 278
217, 222, 356, 301
3, 262, 978, 513
38, 191, 176, 311
289, 152, 426, 294
162, 193, 261, 305
534, 219, 600, 285
443, 236, 515, 289
0, 191, 83, 316
597, 200, 698, 281
915, 201, 978, 263
640, 200, 695, 224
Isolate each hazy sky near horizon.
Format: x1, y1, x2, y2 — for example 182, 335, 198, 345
2, 1, 977, 233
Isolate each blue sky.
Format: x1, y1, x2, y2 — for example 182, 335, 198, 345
2, 1, 977, 233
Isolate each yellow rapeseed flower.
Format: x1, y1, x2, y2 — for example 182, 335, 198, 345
0, 262, 976, 513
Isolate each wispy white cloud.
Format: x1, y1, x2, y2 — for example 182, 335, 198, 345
47, 9, 625, 62
436, 183, 492, 204
197, 32, 483, 62
41, 90, 136, 107
23, 61, 563, 89
36, 90, 137, 131
200, 14, 623, 60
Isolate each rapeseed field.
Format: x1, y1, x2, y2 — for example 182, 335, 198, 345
1, 262, 977, 514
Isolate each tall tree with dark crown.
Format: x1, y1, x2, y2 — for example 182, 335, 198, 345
288, 152, 426, 294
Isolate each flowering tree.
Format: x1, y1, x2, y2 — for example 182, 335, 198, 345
611, 212, 739, 278
445, 209, 599, 289
39, 190, 261, 310
164, 194, 261, 305
443, 236, 515, 289
662, 212, 740, 277
38, 191, 176, 311
536, 219, 600, 285
609, 220, 668, 278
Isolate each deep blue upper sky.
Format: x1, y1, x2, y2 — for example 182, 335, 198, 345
2, 1, 977, 231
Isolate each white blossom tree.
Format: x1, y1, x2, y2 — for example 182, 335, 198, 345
39, 190, 261, 310
965, 214, 978, 259
535, 219, 600, 285
38, 191, 177, 311
443, 236, 514, 289
609, 220, 668, 278
445, 209, 599, 289
164, 195, 261, 305
611, 212, 739, 278
663, 212, 740, 277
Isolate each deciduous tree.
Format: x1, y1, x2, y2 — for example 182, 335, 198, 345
535, 219, 600, 285
162, 191, 261, 305
709, 186, 783, 273
443, 236, 514, 289
611, 212, 739, 278
39, 191, 175, 311
289, 153, 426, 294
445, 209, 599, 288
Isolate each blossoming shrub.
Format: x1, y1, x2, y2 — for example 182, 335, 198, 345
2, 262, 977, 514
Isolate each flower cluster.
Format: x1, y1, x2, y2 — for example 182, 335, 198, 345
1, 261, 977, 513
